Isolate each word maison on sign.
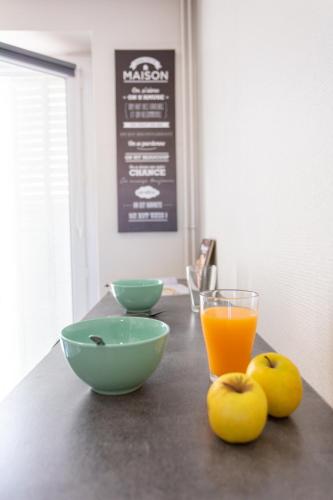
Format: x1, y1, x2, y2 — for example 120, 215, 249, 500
115, 50, 177, 232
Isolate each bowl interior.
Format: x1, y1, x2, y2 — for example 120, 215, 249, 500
61, 316, 169, 346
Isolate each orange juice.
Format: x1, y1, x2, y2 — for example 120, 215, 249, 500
201, 306, 257, 376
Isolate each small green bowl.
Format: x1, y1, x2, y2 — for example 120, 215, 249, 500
110, 279, 163, 313
61, 316, 169, 395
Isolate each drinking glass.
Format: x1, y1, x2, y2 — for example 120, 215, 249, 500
186, 265, 217, 313
200, 289, 259, 381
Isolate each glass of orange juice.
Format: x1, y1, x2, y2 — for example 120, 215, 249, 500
200, 290, 259, 381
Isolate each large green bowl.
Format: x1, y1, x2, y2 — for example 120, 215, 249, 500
61, 316, 169, 395
110, 279, 163, 313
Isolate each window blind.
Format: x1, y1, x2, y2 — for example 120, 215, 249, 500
0, 60, 73, 401
0, 41, 76, 77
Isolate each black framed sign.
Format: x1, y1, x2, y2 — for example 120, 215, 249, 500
115, 50, 177, 232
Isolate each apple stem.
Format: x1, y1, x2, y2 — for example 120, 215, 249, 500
264, 355, 276, 368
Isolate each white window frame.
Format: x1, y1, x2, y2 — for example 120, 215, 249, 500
66, 70, 90, 321
65, 57, 100, 319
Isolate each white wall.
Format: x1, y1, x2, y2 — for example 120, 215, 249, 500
0, 0, 188, 306
196, 0, 333, 407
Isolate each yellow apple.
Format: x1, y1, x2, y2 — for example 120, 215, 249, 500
207, 372, 267, 443
246, 352, 303, 418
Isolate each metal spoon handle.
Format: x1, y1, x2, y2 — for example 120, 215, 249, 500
125, 310, 164, 318
89, 335, 105, 346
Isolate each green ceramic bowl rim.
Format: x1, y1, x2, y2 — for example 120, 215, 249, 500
111, 279, 163, 288
60, 316, 170, 348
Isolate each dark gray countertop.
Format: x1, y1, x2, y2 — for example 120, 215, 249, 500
1, 293, 333, 500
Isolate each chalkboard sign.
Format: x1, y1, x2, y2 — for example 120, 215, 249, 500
115, 50, 177, 232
